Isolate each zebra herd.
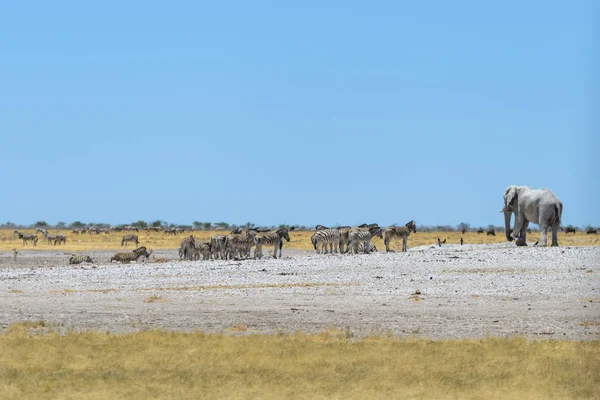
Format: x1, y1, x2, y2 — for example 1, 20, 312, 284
311, 220, 417, 255
178, 227, 294, 261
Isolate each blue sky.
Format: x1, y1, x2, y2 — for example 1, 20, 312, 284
1, 1, 598, 228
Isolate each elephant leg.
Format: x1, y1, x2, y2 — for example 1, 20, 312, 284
513, 213, 524, 240
520, 221, 529, 243
539, 225, 549, 247
551, 221, 560, 247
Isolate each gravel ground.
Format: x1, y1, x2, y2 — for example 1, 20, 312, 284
1, 244, 598, 340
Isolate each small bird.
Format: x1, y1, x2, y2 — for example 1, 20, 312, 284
441, 239, 446, 244
533, 241, 539, 246
437, 238, 442, 247
460, 237, 463, 245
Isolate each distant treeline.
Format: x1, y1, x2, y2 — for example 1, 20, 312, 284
1, 220, 596, 232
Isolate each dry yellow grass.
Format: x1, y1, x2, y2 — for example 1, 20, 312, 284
0, 228, 597, 253
0, 323, 598, 399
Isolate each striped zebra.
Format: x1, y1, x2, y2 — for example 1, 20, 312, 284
311, 228, 341, 254
121, 234, 139, 247
44, 232, 59, 245
224, 230, 256, 260
69, 254, 94, 264
210, 235, 227, 259
356, 242, 378, 253
55, 234, 67, 245
17, 232, 38, 246
315, 225, 329, 231
179, 235, 196, 260
110, 246, 152, 263
193, 242, 212, 260
383, 220, 417, 252
347, 226, 383, 254
254, 228, 291, 259
336, 226, 352, 254
36, 228, 48, 235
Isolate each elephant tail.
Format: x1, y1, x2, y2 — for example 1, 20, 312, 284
553, 202, 563, 227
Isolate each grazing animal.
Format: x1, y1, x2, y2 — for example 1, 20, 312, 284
564, 227, 577, 234
55, 234, 67, 245
121, 234, 139, 247
69, 254, 94, 265
254, 228, 291, 259
44, 232, 59, 245
461, 229, 466, 234
110, 246, 152, 263
311, 228, 342, 254
477, 228, 484, 234
347, 226, 383, 255
486, 229, 495, 236
586, 228, 597, 235
36, 228, 48, 235
383, 220, 417, 252
17, 232, 38, 246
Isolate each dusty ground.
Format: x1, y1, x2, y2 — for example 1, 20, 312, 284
0, 244, 598, 339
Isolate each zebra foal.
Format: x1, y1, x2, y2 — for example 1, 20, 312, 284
383, 220, 417, 252
347, 226, 383, 255
69, 254, 94, 264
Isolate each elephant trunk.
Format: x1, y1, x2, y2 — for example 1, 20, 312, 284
504, 211, 514, 242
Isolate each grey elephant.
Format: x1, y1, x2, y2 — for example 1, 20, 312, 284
501, 185, 563, 247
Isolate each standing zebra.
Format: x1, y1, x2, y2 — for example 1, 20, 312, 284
44, 232, 59, 245
179, 235, 196, 261
254, 228, 291, 259
210, 235, 227, 259
224, 230, 257, 260
336, 226, 352, 254
110, 246, 152, 263
121, 234, 139, 247
17, 232, 38, 246
55, 234, 67, 245
383, 220, 417, 252
69, 254, 94, 264
193, 242, 212, 260
311, 228, 341, 254
347, 226, 383, 255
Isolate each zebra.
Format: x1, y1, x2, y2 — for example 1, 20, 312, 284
347, 226, 383, 254
210, 235, 227, 259
356, 242, 377, 253
193, 242, 212, 260
179, 235, 196, 260
121, 234, 139, 247
69, 254, 94, 265
87, 227, 99, 234
36, 228, 48, 235
315, 225, 329, 231
17, 232, 38, 246
336, 226, 352, 254
44, 232, 59, 245
55, 234, 67, 245
254, 228, 291, 259
110, 246, 152, 263
311, 228, 341, 254
383, 220, 417, 252
587, 228, 597, 235
224, 230, 257, 260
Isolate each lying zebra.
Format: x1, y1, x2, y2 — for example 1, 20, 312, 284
69, 254, 94, 265
347, 226, 383, 255
110, 246, 152, 263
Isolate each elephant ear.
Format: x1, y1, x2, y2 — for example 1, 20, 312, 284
504, 186, 517, 210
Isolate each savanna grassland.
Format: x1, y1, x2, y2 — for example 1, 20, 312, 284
1, 322, 598, 400
1, 228, 598, 252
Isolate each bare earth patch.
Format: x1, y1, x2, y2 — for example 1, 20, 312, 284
0, 244, 598, 340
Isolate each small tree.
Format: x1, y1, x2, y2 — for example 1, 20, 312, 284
71, 221, 85, 228
203, 222, 212, 230
193, 221, 203, 230
35, 221, 49, 227
56, 221, 66, 229
457, 222, 470, 233
132, 220, 148, 229
243, 222, 255, 229
150, 220, 164, 228
214, 222, 230, 230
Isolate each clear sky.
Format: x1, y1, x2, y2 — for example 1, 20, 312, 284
1, 1, 598, 228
